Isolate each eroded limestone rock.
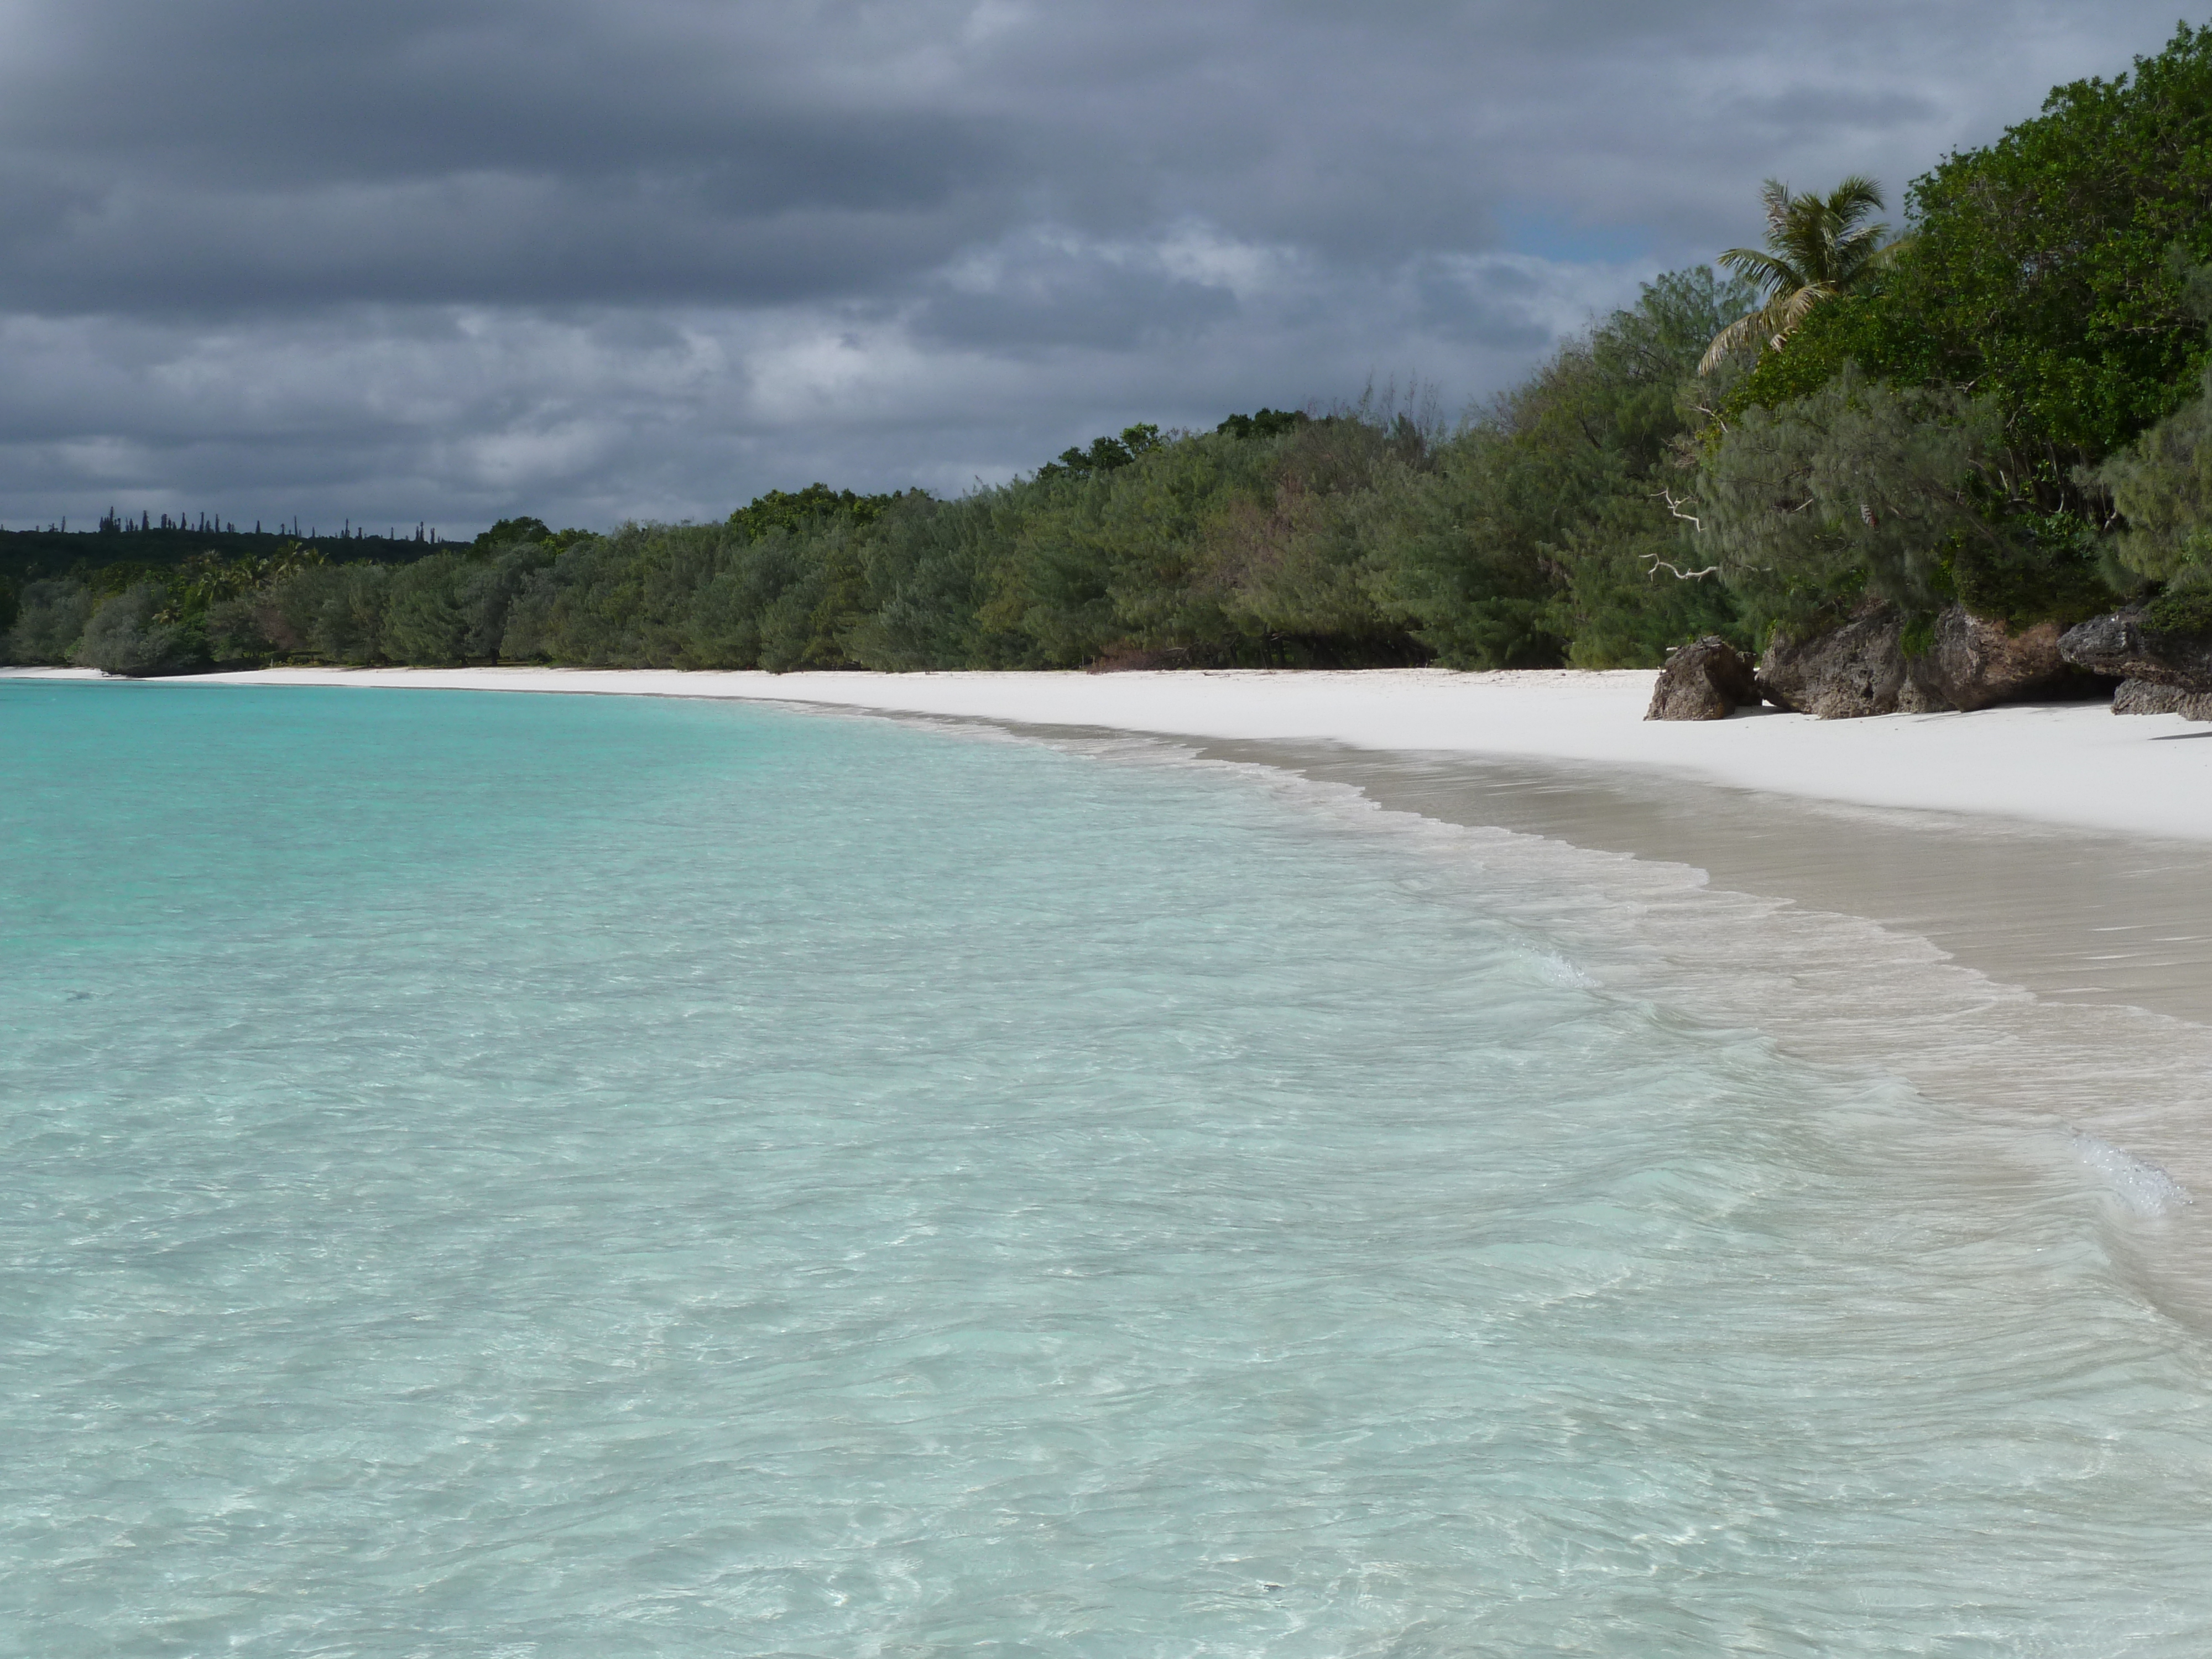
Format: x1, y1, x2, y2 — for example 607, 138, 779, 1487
1914, 609, 2069, 712
2112, 677, 2212, 719
2059, 608, 2212, 690
1758, 604, 2080, 718
1755, 607, 1911, 718
1645, 635, 1757, 721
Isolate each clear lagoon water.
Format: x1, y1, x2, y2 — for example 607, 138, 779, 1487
4, 677, 2211, 1657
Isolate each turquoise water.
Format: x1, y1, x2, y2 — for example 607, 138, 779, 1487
4, 678, 2211, 1657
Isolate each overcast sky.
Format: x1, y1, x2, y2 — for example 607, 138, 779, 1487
0, 1, 2195, 535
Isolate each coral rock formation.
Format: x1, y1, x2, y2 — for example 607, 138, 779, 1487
1758, 604, 2079, 718
2111, 677, 2212, 720
2059, 608, 2212, 691
1646, 635, 1758, 721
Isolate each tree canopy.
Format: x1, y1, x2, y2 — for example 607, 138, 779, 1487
18, 20, 2212, 676
1699, 176, 1900, 374
1729, 23, 2212, 467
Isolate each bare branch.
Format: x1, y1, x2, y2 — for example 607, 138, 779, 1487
1656, 487, 1704, 530
1643, 554, 1722, 581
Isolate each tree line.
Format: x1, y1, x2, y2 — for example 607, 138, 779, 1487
12, 24, 2212, 677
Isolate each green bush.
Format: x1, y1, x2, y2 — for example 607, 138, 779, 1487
71, 584, 196, 676
1700, 368, 1997, 637
203, 594, 275, 661
265, 563, 389, 663
1726, 24, 2212, 467
379, 554, 472, 664
1, 578, 94, 664
2143, 581, 2212, 637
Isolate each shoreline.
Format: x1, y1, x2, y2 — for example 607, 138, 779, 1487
13, 661, 2211, 841
1196, 738, 2212, 1026
15, 661, 2212, 1305
13, 662, 2212, 1026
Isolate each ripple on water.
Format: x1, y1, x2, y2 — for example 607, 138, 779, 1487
4, 679, 2212, 1657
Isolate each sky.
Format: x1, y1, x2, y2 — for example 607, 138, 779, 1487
0, 1, 2198, 536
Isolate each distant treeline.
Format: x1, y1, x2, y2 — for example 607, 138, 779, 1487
16, 27, 2212, 677
0, 271, 1746, 677
1, 524, 462, 589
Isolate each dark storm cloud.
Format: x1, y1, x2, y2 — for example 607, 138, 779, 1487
0, 0, 2198, 529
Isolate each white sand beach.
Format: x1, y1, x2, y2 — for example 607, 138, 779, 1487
23, 662, 2212, 842
21, 658, 2212, 1025
19, 660, 2212, 1300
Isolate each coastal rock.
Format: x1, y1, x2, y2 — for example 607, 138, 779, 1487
1645, 635, 1757, 721
1757, 604, 2080, 718
1912, 608, 2074, 712
2112, 677, 2212, 720
2059, 608, 2212, 690
1755, 606, 1911, 718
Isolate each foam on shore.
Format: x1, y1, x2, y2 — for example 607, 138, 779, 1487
989, 723, 2212, 1323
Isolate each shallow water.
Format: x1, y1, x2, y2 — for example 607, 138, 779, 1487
4, 679, 2211, 1657
1192, 739, 2212, 1022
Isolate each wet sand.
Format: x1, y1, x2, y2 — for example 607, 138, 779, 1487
1196, 739, 2212, 1027
21, 662, 2212, 1025
19, 662, 2212, 1306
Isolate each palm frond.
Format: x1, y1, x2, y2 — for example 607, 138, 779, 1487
1697, 175, 1898, 373
1863, 232, 1913, 268
1759, 178, 1795, 240
1698, 310, 1767, 375
1716, 246, 1808, 301
1832, 218, 1892, 258
1775, 283, 1834, 337
1824, 175, 1886, 225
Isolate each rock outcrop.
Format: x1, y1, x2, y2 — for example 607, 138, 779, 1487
2112, 677, 2212, 720
1756, 603, 2082, 718
1755, 606, 1911, 718
1645, 635, 1757, 721
2059, 607, 2212, 690
1913, 608, 2070, 712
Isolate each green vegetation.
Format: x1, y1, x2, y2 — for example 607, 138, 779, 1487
1699, 176, 1901, 374
17, 23, 2212, 677
0, 269, 1753, 675
1684, 21, 2212, 644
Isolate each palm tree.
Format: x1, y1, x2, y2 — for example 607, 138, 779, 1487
1699, 176, 1901, 374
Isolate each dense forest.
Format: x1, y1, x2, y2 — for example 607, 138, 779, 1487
13, 25, 2212, 679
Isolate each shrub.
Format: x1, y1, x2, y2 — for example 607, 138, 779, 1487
264, 563, 389, 663
2143, 581, 2212, 637
203, 594, 276, 662
380, 554, 472, 665
1, 578, 95, 664
70, 584, 197, 676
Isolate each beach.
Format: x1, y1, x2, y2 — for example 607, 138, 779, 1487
22, 662, 2212, 1035
32, 661, 2204, 1222
19, 665, 2212, 1022
13, 664, 2212, 1646
18, 664, 2211, 997
23, 662, 2211, 839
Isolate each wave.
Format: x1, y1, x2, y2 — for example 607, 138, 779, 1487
2072, 1128, 2194, 1217
977, 720, 2212, 1327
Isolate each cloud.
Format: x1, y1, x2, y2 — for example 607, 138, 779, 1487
0, 0, 2198, 529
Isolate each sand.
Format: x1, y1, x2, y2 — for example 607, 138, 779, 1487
20, 662, 2210, 841
17, 660, 2212, 1286
19, 658, 2211, 1016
